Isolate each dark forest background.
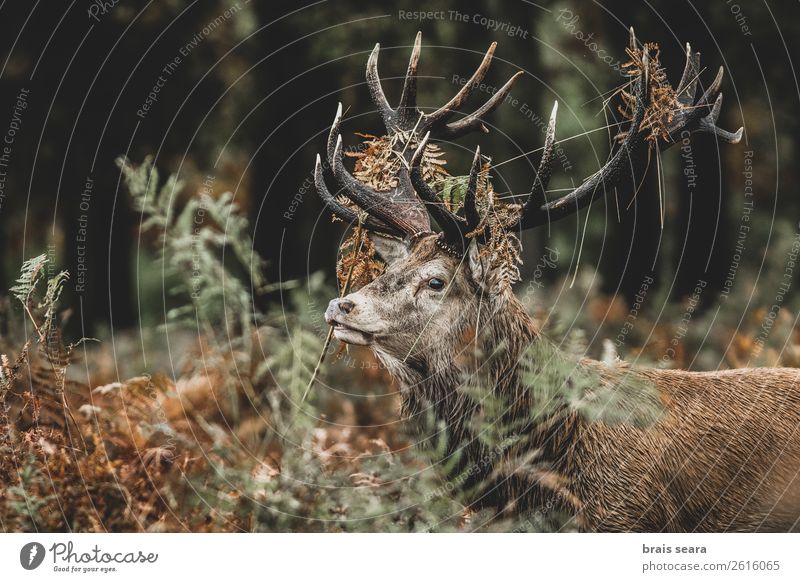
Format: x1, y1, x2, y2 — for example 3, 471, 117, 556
0, 0, 797, 336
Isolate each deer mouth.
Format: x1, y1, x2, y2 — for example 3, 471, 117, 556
329, 320, 374, 346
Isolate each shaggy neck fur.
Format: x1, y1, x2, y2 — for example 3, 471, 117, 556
374, 285, 577, 514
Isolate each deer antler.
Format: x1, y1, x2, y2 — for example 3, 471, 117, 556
315, 31, 520, 238
367, 31, 523, 139
315, 30, 742, 251
510, 31, 742, 229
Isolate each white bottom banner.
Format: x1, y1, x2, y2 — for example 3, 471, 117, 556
1, 533, 796, 581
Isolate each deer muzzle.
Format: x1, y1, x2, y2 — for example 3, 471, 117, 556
325, 298, 375, 345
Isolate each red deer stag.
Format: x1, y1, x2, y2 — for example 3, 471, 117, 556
313, 31, 800, 532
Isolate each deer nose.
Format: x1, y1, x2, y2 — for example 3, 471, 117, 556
325, 297, 357, 325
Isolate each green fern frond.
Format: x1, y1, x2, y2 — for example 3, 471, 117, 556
117, 156, 267, 334
10, 254, 47, 305
436, 175, 469, 212
40, 270, 69, 326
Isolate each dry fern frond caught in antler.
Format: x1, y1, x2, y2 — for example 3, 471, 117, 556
466, 161, 524, 289
346, 133, 399, 191
336, 226, 385, 291
617, 42, 680, 144
346, 132, 448, 192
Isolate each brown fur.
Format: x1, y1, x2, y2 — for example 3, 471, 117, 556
327, 234, 800, 531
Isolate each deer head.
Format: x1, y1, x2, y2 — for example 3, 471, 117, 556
316, 31, 742, 373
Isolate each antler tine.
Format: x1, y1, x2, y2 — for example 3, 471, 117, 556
366, 43, 395, 129
698, 93, 743, 143
397, 31, 422, 126
696, 66, 725, 109
676, 43, 701, 106
518, 100, 558, 226
463, 147, 483, 230
707, 90, 723, 122
326, 102, 343, 165
423, 42, 497, 128
314, 154, 399, 235
410, 132, 468, 244
434, 70, 524, 139
520, 62, 651, 228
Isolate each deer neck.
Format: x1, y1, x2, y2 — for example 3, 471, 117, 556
378, 288, 585, 513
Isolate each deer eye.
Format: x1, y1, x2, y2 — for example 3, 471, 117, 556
428, 277, 445, 291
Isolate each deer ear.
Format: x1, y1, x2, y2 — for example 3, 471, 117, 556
368, 233, 409, 265
467, 239, 491, 289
